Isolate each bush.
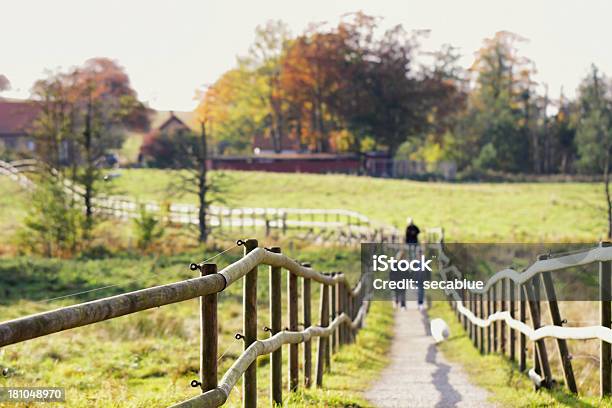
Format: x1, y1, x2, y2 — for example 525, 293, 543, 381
132, 204, 164, 252
16, 177, 83, 257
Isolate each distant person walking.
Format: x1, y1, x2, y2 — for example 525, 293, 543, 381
405, 217, 420, 244
405, 218, 425, 310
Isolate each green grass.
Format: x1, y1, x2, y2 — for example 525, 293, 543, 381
118, 132, 144, 164
0, 245, 390, 407
428, 301, 611, 407
1, 169, 608, 243
110, 169, 608, 242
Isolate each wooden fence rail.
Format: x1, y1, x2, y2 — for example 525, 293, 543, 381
0, 238, 370, 407
435, 237, 612, 396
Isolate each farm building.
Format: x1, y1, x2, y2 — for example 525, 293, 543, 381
0, 99, 38, 153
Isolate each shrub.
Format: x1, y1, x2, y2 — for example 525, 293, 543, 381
132, 204, 164, 252
16, 177, 83, 257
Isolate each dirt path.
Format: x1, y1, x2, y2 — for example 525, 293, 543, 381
365, 304, 493, 408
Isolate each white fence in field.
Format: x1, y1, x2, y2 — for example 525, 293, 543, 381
0, 160, 405, 244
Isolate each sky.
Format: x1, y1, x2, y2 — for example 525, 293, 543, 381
2, 0, 611, 111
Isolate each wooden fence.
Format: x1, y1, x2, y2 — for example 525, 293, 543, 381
435, 235, 612, 396
0, 238, 370, 407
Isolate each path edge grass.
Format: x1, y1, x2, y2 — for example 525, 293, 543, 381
428, 301, 612, 407
284, 302, 394, 407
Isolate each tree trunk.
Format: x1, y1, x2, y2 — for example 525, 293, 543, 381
198, 121, 208, 242
83, 94, 94, 239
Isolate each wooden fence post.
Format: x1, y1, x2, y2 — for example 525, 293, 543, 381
519, 282, 527, 372
324, 281, 332, 372
479, 293, 485, 354
337, 280, 344, 346
501, 279, 506, 355
541, 269, 577, 394
243, 239, 258, 408
509, 280, 516, 363
316, 282, 329, 387
288, 267, 299, 392
493, 282, 498, 352
487, 287, 492, 354
531, 277, 544, 379
462, 288, 468, 332
472, 291, 478, 348
465, 290, 472, 341
600, 242, 612, 397
343, 284, 350, 344
330, 273, 337, 355
348, 291, 355, 343
524, 279, 553, 388
302, 264, 312, 388
200, 263, 218, 392
269, 247, 282, 405
466, 291, 472, 343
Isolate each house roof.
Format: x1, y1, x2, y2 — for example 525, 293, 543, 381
150, 110, 199, 132
0, 99, 39, 137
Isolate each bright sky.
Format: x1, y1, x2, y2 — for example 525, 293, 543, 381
2, 0, 611, 111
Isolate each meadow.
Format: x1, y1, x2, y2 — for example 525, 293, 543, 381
1, 169, 608, 245
0, 169, 609, 406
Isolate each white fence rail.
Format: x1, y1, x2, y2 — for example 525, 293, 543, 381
1, 160, 413, 244
436, 235, 612, 394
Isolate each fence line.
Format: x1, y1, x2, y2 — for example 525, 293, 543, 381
1, 160, 411, 244
435, 235, 612, 395
0, 238, 371, 407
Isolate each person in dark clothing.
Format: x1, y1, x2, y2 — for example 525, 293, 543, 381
405, 218, 425, 310
405, 217, 420, 244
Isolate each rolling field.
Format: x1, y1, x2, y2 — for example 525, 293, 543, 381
0, 169, 608, 244
0, 169, 609, 406
31, 169, 612, 242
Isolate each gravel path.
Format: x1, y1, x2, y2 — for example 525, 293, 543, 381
365, 304, 493, 408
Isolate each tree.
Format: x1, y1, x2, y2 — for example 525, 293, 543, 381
17, 177, 83, 257
576, 65, 612, 238
462, 31, 535, 173
72, 58, 148, 236
29, 58, 149, 243
243, 20, 291, 153
550, 91, 578, 174
282, 25, 349, 152
0, 74, 10, 92
196, 67, 267, 154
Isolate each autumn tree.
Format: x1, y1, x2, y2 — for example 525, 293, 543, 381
197, 67, 267, 154
281, 25, 350, 152
29, 58, 148, 242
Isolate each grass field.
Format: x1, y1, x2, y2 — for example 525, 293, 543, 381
428, 301, 611, 406
0, 169, 609, 406
0, 169, 608, 243
0, 245, 393, 407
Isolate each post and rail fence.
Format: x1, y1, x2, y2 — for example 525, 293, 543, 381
435, 232, 612, 397
0, 238, 371, 407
